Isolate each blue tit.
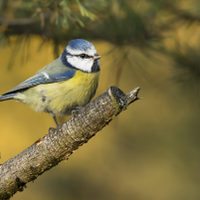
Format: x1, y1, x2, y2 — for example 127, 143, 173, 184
0, 39, 101, 127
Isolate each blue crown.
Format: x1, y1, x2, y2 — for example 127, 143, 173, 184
68, 39, 94, 51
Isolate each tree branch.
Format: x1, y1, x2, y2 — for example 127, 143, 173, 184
0, 12, 51, 26
0, 86, 140, 200
0, 16, 41, 26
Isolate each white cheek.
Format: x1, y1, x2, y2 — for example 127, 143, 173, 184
67, 57, 93, 72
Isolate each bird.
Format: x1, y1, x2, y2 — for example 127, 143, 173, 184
0, 39, 101, 127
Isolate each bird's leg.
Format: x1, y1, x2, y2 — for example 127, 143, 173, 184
53, 115, 59, 127
49, 115, 59, 133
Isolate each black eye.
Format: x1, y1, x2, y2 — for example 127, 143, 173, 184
80, 54, 86, 58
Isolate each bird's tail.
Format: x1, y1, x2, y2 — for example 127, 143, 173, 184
0, 93, 15, 102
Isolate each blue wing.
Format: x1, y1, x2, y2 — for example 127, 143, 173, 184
3, 70, 75, 95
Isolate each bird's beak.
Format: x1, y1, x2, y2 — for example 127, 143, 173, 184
94, 54, 101, 60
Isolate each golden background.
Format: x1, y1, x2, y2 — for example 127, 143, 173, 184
1, 1, 200, 199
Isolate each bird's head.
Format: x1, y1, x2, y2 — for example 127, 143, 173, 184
60, 39, 101, 73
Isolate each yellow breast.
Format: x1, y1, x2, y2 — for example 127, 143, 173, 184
17, 70, 100, 115
48, 70, 100, 115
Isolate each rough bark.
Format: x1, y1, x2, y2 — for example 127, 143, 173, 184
0, 86, 140, 200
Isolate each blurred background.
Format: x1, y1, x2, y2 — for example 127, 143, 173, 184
0, 0, 200, 199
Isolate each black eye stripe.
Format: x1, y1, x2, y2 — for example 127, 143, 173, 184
79, 54, 92, 59
67, 53, 92, 59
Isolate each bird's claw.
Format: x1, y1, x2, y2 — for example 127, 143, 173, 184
71, 106, 82, 116
49, 127, 56, 133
